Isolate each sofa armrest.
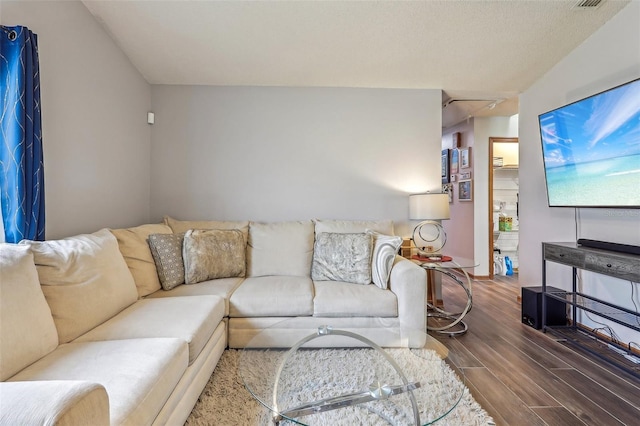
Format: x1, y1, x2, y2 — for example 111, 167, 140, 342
388, 255, 426, 332
0, 381, 109, 426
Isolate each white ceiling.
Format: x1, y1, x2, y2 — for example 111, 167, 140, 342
81, 0, 630, 126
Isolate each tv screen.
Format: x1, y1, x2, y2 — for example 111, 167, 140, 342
538, 78, 640, 208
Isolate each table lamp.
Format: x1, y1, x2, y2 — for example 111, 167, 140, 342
409, 193, 450, 257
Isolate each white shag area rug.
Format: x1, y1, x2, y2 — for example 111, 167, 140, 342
186, 348, 494, 426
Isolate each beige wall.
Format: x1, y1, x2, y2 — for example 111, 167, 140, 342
2, 1, 152, 239
150, 86, 442, 235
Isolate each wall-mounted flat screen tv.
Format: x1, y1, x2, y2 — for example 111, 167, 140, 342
538, 78, 640, 208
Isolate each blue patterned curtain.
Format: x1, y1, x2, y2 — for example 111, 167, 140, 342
1, 26, 45, 242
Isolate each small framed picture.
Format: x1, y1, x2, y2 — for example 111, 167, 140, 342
458, 179, 473, 201
450, 149, 459, 174
460, 171, 472, 180
441, 149, 450, 183
442, 183, 453, 203
460, 147, 471, 169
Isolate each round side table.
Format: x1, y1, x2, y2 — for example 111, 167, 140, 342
412, 256, 478, 336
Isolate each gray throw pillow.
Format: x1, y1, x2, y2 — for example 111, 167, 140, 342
311, 232, 373, 285
183, 229, 246, 284
367, 230, 402, 290
148, 233, 185, 290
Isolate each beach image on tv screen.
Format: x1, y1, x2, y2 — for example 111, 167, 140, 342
539, 79, 640, 207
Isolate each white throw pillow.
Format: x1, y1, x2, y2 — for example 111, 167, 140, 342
20, 229, 139, 343
0, 244, 58, 380
311, 232, 373, 285
367, 230, 402, 289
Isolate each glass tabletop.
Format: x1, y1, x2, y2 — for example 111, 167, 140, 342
412, 256, 479, 269
238, 319, 466, 425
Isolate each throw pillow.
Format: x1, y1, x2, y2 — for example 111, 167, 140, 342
311, 232, 373, 285
367, 230, 402, 290
148, 233, 185, 290
183, 229, 246, 284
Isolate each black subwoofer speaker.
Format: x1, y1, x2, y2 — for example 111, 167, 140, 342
521, 286, 567, 329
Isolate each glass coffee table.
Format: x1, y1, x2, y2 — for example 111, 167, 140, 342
238, 319, 466, 425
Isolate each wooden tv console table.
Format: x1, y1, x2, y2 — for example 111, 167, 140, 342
541, 242, 640, 377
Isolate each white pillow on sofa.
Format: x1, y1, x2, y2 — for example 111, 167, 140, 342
0, 244, 58, 381
20, 229, 139, 344
367, 230, 402, 290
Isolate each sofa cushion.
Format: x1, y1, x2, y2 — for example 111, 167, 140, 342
148, 232, 185, 290
314, 219, 394, 235
229, 276, 314, 317
110, 223, 172, 297
145, 277, 244, 317
368, 230, 403, 290
0, 244, 58, 381
164, 216, 249, 243
313, 280, 398, 317
74, 296, 224, 364
247, 220, 315, 277
311, 232, 373, 285
183, 229, 246, 283
8, 338, 188, 426
20, 229, 139, 343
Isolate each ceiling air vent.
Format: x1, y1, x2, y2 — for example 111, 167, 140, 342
573, 0, 604, 9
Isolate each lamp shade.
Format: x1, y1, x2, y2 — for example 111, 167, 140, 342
409, 193, 450, 220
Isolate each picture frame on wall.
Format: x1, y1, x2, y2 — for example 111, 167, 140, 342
442, 183, 453, 203
458, 179, 473, 201
441, 149, 450, 183
460, 171, 471, 180
450, 149, 459, 174
460, 147, 471, 169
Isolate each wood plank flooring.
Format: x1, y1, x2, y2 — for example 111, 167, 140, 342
430, 273, 640, 425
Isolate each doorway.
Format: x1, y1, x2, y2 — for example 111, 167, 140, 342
488, 137, 519, 280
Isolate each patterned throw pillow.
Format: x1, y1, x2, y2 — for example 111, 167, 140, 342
183, 229, 246, 284
367, 230, 402, 290
148, 233, 185, 290
311, 232, 373, 285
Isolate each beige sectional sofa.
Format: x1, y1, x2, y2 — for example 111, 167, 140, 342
0, 218, 426, 425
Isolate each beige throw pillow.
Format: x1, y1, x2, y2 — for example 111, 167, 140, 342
183, 229, 246, 284
367, 230, 402, 290
311, 232, 373, 285
148, 233, 185, 290
110, 223, 172, 297
20, 229, 139, 344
